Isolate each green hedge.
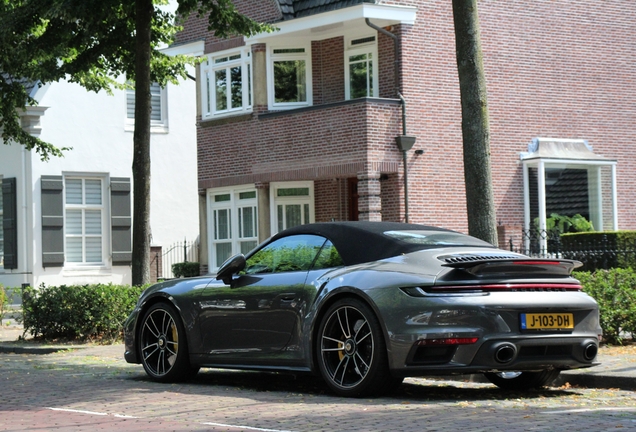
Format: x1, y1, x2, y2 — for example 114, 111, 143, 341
20, 283, 145, 342
172, 261, 200, 278
575, 268, 636, 344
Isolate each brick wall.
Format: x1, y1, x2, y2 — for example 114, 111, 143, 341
315, 178, 349, 222
175, 0, 282, 47
197, 100, 402, 190
185, 0, 636, 233
149, 246, 162, 283
312, 37, 345, 105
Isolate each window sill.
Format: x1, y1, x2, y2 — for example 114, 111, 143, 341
124, 124, 169, 134
199, 112, 254, 128
62, 266, 112, 277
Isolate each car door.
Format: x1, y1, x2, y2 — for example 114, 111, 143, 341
196, 234, 328, 359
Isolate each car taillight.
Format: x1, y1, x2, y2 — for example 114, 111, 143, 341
429, 283, 583, 292
416, 337, 479, 346
401, 284, 583, 297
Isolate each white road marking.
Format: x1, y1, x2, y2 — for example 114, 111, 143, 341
201, 423, 295, 432
542, 407, 636, 414
46, 407, 294, 431
46, 407, 138, 418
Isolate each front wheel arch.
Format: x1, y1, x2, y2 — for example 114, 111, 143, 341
137, 300, 198, 382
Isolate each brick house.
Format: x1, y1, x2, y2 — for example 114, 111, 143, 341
175, 0, 635, 273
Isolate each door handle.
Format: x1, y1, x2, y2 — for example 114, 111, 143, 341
278, 293, 296, 302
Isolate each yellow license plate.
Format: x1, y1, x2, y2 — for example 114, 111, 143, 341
521, 313, 574, 330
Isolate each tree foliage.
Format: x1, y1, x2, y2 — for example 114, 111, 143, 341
1, 0, 273, 285
0, 0, 271, 160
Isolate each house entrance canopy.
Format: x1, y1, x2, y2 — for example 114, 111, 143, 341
520, 138, 618, 253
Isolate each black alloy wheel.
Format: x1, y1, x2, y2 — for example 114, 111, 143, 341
484, 369, 561, 391
139, 302, 198, 382
317, 297, 402, 397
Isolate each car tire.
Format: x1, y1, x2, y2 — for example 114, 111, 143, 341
484, 369, 561, 391
316, 297, 403, 397
139, 302, 199, 382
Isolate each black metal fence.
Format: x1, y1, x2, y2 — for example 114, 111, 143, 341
509, 230, 636, 271
150, 238, 200, 280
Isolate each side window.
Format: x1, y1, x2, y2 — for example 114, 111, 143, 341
126, 82, 168, 132
200, 49, 252, 119
312, 240, 344, 270
345, 35, 378, 100
208, 187, 258, 269
268, 46, 312, 109
270, 181, 314, 235
244, 234, 327, 274
65, 177, 105, 265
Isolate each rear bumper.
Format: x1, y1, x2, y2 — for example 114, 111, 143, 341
391, 335, 600, 377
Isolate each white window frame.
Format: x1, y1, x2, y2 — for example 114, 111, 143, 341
63, 175, 109, 268
345, 34, 378, 100
125, 82, 169, 133
207, 185, 259, 271
267, 44, 313, 110
269, 181, 315, 236
200, 48, 253, 119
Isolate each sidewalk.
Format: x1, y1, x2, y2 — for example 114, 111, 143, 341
1, 323, 635, 391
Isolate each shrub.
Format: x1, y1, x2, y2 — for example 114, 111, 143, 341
172, 261, 200, 278
0, 284, 6, 320
20, 283, 145, 342
575, 268, 636, 344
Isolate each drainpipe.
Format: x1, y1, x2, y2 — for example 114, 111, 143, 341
365, 19, 415, 223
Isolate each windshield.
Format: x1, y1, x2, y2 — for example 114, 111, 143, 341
384, 230, 494, 248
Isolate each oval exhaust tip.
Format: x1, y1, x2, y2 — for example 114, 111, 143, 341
583, 343, 598, 361
494, 344, 517, 364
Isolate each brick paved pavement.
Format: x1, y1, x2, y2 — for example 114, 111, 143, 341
1, 324, 635, 431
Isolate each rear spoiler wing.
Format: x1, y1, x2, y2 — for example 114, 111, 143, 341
441, 258, 583, 278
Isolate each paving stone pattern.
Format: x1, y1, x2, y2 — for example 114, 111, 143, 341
0, 340, 635, 432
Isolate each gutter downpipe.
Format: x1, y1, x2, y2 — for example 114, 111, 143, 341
365, 19, 409, 223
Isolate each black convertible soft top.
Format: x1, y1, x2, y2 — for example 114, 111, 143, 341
269, 221, 478, 266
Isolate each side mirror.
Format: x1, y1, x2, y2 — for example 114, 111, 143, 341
216, 254, 246, 285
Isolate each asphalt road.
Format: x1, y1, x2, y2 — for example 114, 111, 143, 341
1, 345, 635, 432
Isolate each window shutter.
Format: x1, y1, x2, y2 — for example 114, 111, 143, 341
110, 177, 132, 265
41, 175, 64, 267
2, 178, 18, 269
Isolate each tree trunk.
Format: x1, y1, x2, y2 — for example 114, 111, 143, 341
131, 0, 153, 286
452, 0, 498, 246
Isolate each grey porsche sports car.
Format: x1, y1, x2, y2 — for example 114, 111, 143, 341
124, 221, 601, 397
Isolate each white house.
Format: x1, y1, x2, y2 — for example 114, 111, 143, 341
0, 43, 203, 289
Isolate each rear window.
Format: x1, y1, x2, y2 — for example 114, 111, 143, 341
384, 230, 494, 248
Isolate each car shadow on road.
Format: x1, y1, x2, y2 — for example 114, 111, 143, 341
130, 368, 580, 402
